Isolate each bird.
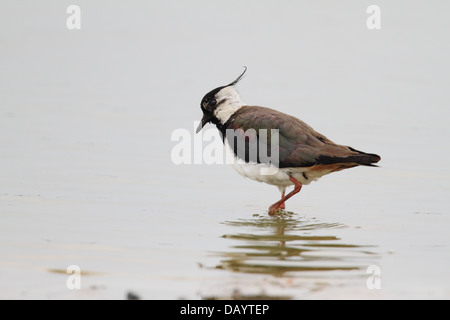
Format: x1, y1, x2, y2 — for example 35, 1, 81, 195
196, 67, 380, 216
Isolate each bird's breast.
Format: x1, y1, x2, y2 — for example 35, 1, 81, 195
224, 138, 312, 186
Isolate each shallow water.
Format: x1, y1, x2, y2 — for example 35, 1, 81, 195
1, 1, 450, 299
204, 214, 376, 299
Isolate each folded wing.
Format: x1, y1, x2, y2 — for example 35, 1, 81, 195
226, 106, 381, 168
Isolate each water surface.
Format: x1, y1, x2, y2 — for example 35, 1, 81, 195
1, 1, 450, 299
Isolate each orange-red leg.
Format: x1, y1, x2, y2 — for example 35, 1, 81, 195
268, 177, 303, 216
280, 191, 286, 210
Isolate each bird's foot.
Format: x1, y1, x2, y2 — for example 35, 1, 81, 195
268, 177, 302, 216
268, 203, 284, 216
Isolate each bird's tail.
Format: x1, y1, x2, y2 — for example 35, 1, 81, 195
343, 147, 381, 166
316, 146, 381, 167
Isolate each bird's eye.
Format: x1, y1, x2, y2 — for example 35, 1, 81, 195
209, 99, 217, 107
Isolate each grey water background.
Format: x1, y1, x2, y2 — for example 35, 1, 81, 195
1, 1, 449, 299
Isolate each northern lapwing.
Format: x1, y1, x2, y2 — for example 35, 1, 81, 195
196, 68, 380, 215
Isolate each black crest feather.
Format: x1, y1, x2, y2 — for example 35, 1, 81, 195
227, 66, 247, 86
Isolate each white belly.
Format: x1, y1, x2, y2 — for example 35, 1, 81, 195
224, 139, 331, 187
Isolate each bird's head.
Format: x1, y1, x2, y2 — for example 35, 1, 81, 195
196, 67, 247, 133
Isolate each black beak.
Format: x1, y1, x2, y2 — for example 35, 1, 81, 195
196, 114, 211, 133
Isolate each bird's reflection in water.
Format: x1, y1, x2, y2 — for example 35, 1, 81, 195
204, 212, 377, 300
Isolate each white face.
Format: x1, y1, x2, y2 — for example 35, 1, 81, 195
213, 86, 246, 124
